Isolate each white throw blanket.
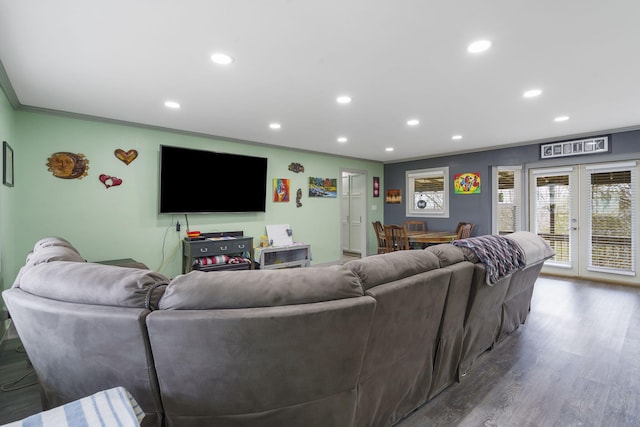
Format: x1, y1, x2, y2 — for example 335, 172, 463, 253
2, 387, 144, 427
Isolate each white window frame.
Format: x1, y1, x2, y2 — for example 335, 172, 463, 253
405, 167, 449, 218
492, 165, 524, 235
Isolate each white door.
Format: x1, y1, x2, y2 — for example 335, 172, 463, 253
530, 161, 637, 283
530, 166, 579, 276
341, 171, 367, 255
348, 174, 365, 252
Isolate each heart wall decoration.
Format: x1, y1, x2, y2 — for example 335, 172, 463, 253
114, 149, 138, 165
99, 174, 123, 189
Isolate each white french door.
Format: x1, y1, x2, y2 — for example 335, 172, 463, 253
530, 161, 638, 283
530, 166, 579, 276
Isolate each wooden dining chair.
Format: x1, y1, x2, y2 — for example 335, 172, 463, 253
456, 222, 474, 239
404, 220, 426, 248
372, 221, 387, 254
383, 224, 411, 251
404, 220, 426, 233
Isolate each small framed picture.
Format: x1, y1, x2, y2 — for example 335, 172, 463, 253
385, 189, 401, 204
3, 141, 14, 187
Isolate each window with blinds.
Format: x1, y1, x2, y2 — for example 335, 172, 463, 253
497, 167, 522, 234
586, 164, 635, 275
406, 167, 449, 217
534, 173, 572, 265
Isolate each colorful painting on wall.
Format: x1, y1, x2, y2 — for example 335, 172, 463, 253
373, 177, 380, 197
308, 177, 337, 198
454, 172, 481, 194
273, 178, 290, 202
385, 189, 401, 204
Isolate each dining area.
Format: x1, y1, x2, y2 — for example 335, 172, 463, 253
373, 220, 474, 254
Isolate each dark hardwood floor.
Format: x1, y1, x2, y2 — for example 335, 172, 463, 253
397, 276, 640, 427
0, 328, 41, 424
1, 275, 639, 426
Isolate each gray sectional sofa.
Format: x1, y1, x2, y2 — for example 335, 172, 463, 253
2, 233, 554, 427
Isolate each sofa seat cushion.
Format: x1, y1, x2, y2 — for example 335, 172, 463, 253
18, 261, 170, 308
344, 249, 440, 290
160, 265, 364, 310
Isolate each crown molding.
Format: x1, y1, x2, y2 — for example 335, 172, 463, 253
0, 59, 20, 109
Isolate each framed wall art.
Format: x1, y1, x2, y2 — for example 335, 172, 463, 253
540, 136, 609, 159
308, 177, 337, 198
3, 141, 13, 187
454, 172, 481, 194
273, 178, 290, 202
385, 189, 401, 204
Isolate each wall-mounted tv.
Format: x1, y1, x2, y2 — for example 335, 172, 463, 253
159, 145, 268, 213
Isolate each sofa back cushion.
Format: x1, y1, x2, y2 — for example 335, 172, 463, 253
19, 261, 170, 309
32, 236, 81, 254
13, 244, 86, 288
425, 244, 465, 267
160, 265, 364, 310
147, 296, 376, 426
2, 288, 165, 426
504, 231, 555, 267
345, 249, 440, 290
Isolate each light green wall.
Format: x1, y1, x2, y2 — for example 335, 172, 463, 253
6, 110, 383, 283
0, 88, 16, 335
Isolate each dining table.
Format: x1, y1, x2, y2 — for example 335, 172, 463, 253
407, 230, 459, 244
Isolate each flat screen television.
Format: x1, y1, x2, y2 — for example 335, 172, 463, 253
159, 145, 268, 213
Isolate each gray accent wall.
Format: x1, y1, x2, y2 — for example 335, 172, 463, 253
384, 130, 640, 236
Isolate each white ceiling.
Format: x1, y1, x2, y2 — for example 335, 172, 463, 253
1, 1, 639, 163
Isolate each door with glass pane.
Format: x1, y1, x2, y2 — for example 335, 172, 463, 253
530, 167, 579, 276
582, 162, 636, 280
530, 162, 637, 282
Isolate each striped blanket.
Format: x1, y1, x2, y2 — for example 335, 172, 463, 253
452, 235, 525, 285
2, 387, 144, 427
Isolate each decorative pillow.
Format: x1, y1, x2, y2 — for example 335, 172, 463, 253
195, 255, 230, 266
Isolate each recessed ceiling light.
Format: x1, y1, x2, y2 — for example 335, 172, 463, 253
523, 89, 543, 98
467, 40, 492, 54
407, 119, 420, 126
385, 147, 394, 152
554, 116, 570, 122
452, 135, 463, 140
336, 95, 352, 104
211, 53, 233, 65
337, 136, 348, 143
164, 101, 181, 109
269, 123, 281, 130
